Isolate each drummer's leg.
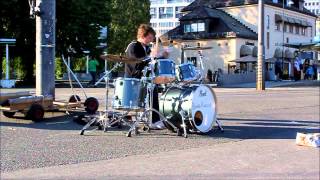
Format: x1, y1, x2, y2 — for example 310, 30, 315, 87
152, 85, 160, 123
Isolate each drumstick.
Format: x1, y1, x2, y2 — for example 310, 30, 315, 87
155, 28, 160, 57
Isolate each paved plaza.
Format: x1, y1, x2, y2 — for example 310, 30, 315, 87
1, 85, 319, 179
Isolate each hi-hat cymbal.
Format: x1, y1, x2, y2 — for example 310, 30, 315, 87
100, 54, 141, 64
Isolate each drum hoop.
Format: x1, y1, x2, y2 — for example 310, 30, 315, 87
157, 59, 173, 62
179, 63, 194, 66
115, 77, 141, 82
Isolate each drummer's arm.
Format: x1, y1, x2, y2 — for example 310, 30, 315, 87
151, 49, 169, 59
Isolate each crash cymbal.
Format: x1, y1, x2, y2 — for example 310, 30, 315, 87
100, 54, 141, 64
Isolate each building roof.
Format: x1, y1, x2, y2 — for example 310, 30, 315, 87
165, 6, 257, 41
182, 0, 317, 17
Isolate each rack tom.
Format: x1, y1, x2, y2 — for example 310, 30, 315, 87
153, 59, 176, 84
176, 63, 198, 83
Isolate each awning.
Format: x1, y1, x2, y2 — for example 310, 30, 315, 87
240, 45, 253, 56
287, 17, 295, 24
274, 48, 283, 58
229, 55, 257, 63
275, 14, 282, 22
285, 49, 294, 59
274, 14, 312, 27
252, 46, 257, 57
265, 57, 277, 63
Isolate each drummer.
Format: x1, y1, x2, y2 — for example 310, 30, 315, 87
125, 24, 168, 129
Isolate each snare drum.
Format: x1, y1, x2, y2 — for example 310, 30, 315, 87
176, 63, 198, 82
112, 78, 144, 110
154, 59, 176, 84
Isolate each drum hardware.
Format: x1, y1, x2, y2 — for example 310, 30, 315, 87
126, 62, 179, 137
79, 50, 223, 137
94, 62, 122, 86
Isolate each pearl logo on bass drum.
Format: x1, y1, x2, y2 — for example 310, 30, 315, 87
199, 90, 207, 97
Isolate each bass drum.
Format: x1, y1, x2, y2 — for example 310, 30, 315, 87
159, 85, 217, 133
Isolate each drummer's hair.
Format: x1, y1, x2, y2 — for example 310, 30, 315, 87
137, 24, 156, 39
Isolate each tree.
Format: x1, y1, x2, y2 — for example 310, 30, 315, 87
56, 0, 110, 57
0, 0, 110, 84
107, 0, 151, 54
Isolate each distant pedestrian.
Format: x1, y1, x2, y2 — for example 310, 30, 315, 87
88, 56, 99, 86
312, 63, 317, 80
275, 58, 282, 81
305, 66, 314, 80
294, 56, 302, 81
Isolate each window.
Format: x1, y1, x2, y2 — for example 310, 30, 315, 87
159, 22, 174, 27
289, 24, 293, 33
184, 24, 191, 33
266, 15, 270, 29
302, 28, 306, 35
159, 7, 173, 19
150, 8, 157, 19
151, 23, 157, 28
187, 57, 197, 67
198, 23, 205, 31
267, 32, 270, 49
276, 22, 281, 31
184, 22, 205, 33
295, 26, 299, 34
286, 37, 289, 43
283, 24, 287, 32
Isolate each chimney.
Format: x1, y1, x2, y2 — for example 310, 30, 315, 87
298, 0, 304, 10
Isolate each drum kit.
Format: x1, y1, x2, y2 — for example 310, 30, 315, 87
79, 49, 223, 138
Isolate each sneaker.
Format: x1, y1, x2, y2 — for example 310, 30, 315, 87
149, 121, 165, 130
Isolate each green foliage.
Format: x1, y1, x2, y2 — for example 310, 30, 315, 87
1, 0, 151, 82
1, 57, 27, 80
55, 57, 65, 79
107, 0, 151, 54
56, 0, 110, 57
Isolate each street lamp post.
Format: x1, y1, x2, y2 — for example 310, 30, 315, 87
257, 0, 265, 90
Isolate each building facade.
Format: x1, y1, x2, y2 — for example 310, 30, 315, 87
162, 0, 317, 82
150, 0, 195, 35
304, 0, 320, 16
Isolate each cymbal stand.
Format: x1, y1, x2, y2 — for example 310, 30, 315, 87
197, 50, 205, 84
79, 61, 121, 135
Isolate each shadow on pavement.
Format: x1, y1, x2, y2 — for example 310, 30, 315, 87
0, 111, 85, 131
208, 117, 320, 140
1, 114, 319, 139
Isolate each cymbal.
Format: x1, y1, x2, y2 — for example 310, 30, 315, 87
100, 54, 141, 64
182, 46, 212, 50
